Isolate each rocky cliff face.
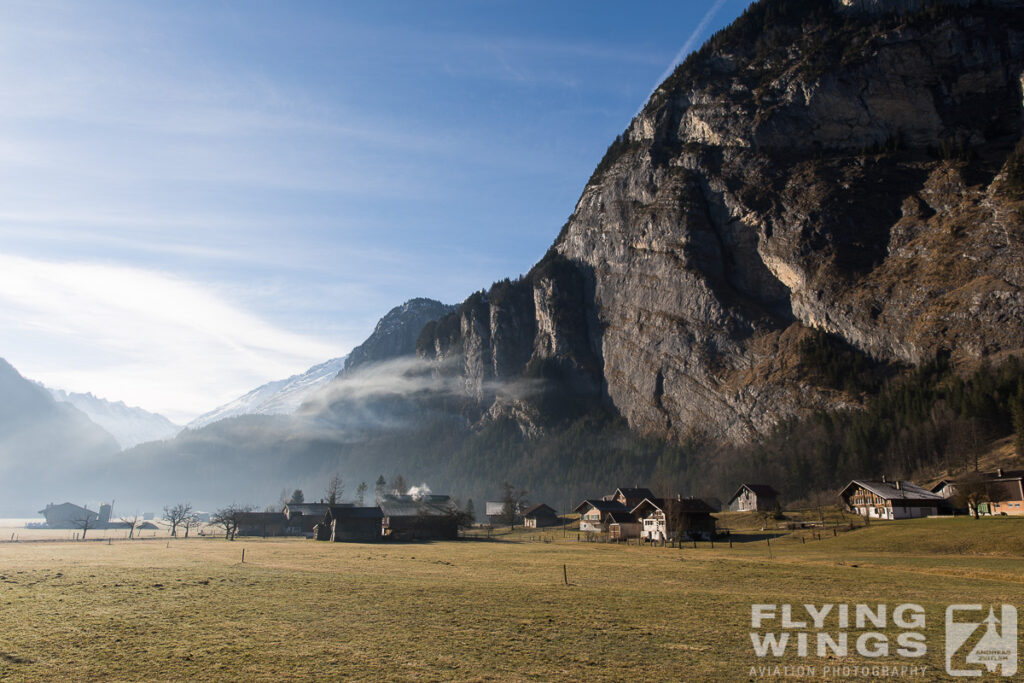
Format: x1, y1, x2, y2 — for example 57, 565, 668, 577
342, 298, 455, 374
419, 0, 1024, 443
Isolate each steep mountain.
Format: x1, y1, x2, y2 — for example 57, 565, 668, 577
0, 358, 120, 515
342, 298, 456, 374
418, 0, 1024, 444
48, 388, 181, 449
61, 0, 1024, 515
187, 298, 453, 429
188, 356, 348, 429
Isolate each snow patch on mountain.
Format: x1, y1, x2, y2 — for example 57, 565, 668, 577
187, 356, 347, 429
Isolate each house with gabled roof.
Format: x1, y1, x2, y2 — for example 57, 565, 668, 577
632, 497, 716, 542
839, 479, 945, 520
604, 510, 641, 540
932, 469, 1024, 516
573, 499, 627, 533
38, 502, 98, 529
727, 484, 779, 512
522, 503, 558, 528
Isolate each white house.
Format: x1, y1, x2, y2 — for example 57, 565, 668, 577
839, 479, 945, 519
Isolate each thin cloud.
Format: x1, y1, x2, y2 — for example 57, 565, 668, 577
0, 253, 346, 423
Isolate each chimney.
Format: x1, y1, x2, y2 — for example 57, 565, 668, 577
895, 481, 902, 491
881, 474, 887, 483
998, 468, 1004, 478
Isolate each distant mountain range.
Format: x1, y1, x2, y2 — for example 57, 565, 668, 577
47, 388, 181, 449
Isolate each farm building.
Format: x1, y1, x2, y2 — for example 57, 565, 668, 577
632, 497, 717, 542
522, 503, 559, 528
380, 494, 459, 541
932, 469, 1024, 516
604, 510, 641, 540
727, 484, 779, 512
573, 499, 628, 533
236, 512, 288, 537
38, 502, 105, 529
283, 503, 330, 536
839, 480, 945, 519
485, 500, 523, 526
324, 505, 383, 542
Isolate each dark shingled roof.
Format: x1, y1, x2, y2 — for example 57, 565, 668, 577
631, 497, 716, 515
727, 483, 779, 504
327, 505, 383, 519
284, 503, 330, 518
522, 503, 557, 518
840, 480, 943, 502
614, 487, 656, 500
574, 499, 628, 514
604, 510, 637, 524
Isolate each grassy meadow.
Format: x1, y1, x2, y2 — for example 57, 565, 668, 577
0, 517, 1022, 681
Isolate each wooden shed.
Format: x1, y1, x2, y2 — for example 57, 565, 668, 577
522, 503, 559, 528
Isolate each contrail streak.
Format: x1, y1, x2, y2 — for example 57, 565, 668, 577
641, 0, 729, 111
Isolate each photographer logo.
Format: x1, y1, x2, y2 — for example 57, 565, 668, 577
946, 605, 1017, 677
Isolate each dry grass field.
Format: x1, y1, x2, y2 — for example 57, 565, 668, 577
1, 518, 1023, 681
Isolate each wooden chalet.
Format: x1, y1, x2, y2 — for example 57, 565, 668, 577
379, 494, 458, 541
727, 484, 779, 512
322, 505, 383, 542
522, 503, 559, 528
631, 497, 717, 542
38, 502, 98, 529
283, 503, 330, 536
236, 512, 288, 537
839, 479, 945, 519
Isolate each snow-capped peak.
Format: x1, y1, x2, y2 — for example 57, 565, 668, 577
187, 356, 347, 429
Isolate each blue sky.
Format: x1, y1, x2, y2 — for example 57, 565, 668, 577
0, 0, 748, 422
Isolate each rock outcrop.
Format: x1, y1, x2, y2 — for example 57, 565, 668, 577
342, 298, 455, 374
418, 0, 1024, 443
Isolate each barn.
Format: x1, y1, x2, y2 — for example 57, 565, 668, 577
325, 506, 383, 542
380, 494, 459, 541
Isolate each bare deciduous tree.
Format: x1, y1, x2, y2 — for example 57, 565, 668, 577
183, 513, 203, 538
162, 503, 193, 537
120, 512, 142, 540
355, 482, 367, 506
211, 504, 250, 541
954, 475, 990, 519
71, 512, 98, 540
